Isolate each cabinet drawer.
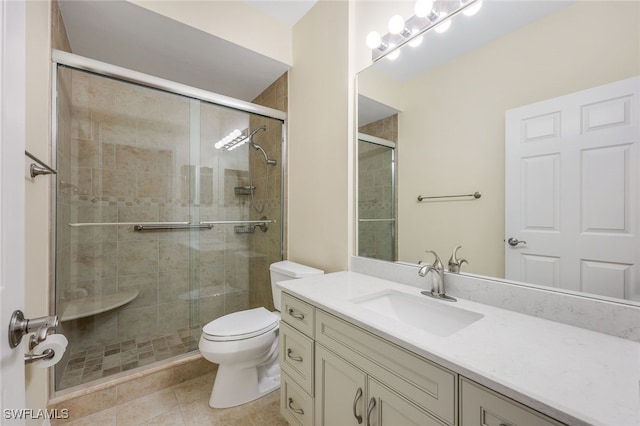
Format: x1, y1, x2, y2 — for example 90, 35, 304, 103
460, 377, 565, 426
280, 322, 314, 395
316, 310, 456, 425
281, 372, 314, 426
281, 293, 315, 337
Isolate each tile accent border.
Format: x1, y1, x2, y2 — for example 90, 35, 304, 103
351, 256, 640, 342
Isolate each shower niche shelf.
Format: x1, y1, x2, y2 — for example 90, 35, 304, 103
60, 290, 139, 322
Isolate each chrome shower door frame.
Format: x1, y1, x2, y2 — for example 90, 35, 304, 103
356, 133, 397, 261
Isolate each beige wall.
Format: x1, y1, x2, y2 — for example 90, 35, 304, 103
288, 0, 354, 272
358, 68, 406, 111
396, 1, 640, 276
24, 0, 53, 421
129, 0, 292, 66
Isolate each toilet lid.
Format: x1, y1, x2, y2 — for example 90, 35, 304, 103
203, 307, 279, 341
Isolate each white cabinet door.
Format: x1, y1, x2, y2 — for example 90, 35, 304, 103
505, 77, 640, 301
367, 379, 445, 426
314, 344, 366, 426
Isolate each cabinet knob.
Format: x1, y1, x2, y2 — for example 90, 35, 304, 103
352, 387, 363, 424
287, 397, 304, 415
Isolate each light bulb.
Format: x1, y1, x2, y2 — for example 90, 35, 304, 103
434, 18, 451, 33
387, 45, 400, 61
408, 30, 423, 47
366, 31, 382, 49
388, 15, 405, 34
463, 0, 483, 16
414, 0, 434, 18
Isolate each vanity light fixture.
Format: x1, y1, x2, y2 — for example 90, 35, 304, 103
366, 0, 482, 61
366, 31, 384, 49
408, 30, 424, 48
387, 44, 400, 61
388, 15, 408, 35
463, 0, 483, 16
414, 0, 434, 18
434, 18, 452, 33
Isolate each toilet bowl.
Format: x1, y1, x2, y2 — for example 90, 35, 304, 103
199, 261, 323, 408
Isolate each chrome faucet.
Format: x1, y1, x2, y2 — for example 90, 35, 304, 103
448, 245, 468, 273
418, 250, 456, 302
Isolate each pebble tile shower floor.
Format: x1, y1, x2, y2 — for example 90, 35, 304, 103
60, 328, 200, 389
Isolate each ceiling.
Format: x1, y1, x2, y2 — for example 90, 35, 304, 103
243, 0, 317, 26
58, 0, 315, 102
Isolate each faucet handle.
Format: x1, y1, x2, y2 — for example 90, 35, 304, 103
448, 245, 468, 273
424, 250, 443, 270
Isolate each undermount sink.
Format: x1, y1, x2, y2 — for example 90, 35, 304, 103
351, 289, 483, 337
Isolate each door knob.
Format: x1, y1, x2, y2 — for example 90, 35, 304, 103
507, 237, 527, 247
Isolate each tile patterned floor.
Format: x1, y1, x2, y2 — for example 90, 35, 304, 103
60, 328, 200, 389
61, 372, 288, 425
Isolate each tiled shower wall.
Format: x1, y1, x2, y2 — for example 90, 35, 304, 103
358, 115, 398, 261
359, 115, 398, 144
249, 73, 287, 311
57, 70, 199, 355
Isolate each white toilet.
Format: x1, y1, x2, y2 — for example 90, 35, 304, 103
199, 260, 323, 408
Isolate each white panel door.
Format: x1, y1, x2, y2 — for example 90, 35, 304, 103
0, 0, 27, 422
505, 77, 640, 300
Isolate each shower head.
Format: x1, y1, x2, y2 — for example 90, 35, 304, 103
250, 140, 277, 166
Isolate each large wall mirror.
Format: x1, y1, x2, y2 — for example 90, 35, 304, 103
357, 0, 640, 305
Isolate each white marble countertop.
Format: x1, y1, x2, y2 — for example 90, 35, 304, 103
278, 271, 640, 426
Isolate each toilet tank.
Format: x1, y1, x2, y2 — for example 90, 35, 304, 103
270, 261, 324, 311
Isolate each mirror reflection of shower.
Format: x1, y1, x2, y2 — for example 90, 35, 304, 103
215, 126, 277, 213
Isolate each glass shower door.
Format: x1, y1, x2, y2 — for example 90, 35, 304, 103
358, 137, 396, 261
55, 66, 203, 389
54, 64, 284, 391
197, 102, 284, 326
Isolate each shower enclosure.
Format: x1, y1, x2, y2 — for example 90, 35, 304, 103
357, 134, 396, 261
53, 52, 284, 391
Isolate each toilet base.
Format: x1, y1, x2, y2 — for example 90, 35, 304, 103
209, 357, 281, 408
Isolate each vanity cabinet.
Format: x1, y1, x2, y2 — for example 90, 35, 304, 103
280, 294, 316, 426
315, 344, 446, 426
459, 378, 564, 426
314, 309, 454, 426
280, 292, 566, 426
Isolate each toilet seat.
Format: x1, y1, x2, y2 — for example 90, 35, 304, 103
202, 307, 279, 342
